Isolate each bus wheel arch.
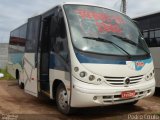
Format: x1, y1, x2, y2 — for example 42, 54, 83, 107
52, 79, 73, 114
16, 69, 19, 80
16, 69, 24, 89
52, 79, 63, 99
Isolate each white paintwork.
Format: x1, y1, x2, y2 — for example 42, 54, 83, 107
61, 4, 155, 107
7, 63, 22, 78
23, 53, 38, 97
82, 62, 153, 77
71, 76, 155, 107
49, 69, 70, 101
69, 47, 155, 107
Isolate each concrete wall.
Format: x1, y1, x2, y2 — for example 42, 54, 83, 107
0, 43, 8, 69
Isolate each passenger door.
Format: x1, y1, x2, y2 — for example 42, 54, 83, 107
23, 15, 41, 97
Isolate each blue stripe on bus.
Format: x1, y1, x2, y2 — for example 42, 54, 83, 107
75, 52, 126, 64
49, 53, 55, 69
134, 57, 152, 71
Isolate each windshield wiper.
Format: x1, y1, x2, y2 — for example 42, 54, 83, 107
83, 36, 132, 58
112, 35, 149, 54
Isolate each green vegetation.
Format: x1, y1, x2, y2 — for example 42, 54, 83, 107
151, 112, 160, 117
156, 113, 160, 116
0, 69, 15, 80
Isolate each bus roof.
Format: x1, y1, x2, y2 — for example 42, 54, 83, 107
12, 2, 129, 32
10, 23, 27, 33
63, 2, 124, 14
42, 2, 127, 18
62, 2, 114, 9
41, 2, 128, 20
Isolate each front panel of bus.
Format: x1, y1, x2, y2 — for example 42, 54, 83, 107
63, 4, 155, 107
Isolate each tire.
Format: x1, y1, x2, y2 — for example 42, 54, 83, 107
20, 82, 24, 89
16, 70, 20, 84
125, 100, 139, 105
16, 70, 24, 89
56, 83, 73, 114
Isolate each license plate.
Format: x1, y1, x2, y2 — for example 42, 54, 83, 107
121, 90, 136, 99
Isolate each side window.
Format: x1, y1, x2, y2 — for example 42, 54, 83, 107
25, 21, 35, 52
25, 16, 41, 52
9, 29, 20, 54
51, 10, 69, 63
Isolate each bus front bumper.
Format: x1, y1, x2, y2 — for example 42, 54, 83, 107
70, 77, 155, 107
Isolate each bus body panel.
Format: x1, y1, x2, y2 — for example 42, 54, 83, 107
7, 63, 23, 78
67, 31, 155, 107
63, 3, 155, 107
8, 23, 27, 80
23, 53, 38, 97
71, 76, 155, 107
49, 69, 71, 100
81, 61, 153, 77
19, 15, 41, 97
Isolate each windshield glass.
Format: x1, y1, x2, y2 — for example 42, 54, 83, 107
64, 4, 150, 56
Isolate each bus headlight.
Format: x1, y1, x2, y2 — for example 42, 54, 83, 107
145, 70, 154, 81
74, 67, 79, 72
97, 78, 102, 82
89, 75, 95, 81
73, 66, 103, 84
80, 71, 87, 78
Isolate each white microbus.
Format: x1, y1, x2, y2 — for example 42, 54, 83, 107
8, 3, 155, 114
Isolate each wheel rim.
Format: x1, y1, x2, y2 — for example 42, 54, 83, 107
58, 88, 68, 110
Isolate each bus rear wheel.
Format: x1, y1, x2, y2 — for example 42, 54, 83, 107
16, 70, 24, 89
56, 83, 73, 114
16, 70, 20, 84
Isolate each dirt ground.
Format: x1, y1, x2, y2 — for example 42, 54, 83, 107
0, 80, 160, 120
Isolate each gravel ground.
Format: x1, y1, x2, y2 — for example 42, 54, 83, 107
0, 80, 160, 120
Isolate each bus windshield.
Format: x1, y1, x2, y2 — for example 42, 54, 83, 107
64, 4, 150, 56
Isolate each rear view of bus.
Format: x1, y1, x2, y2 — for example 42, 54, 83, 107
64, 4, 155, 110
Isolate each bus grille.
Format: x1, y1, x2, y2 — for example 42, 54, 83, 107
102, 89, 151, 104
104, 75, 144, 86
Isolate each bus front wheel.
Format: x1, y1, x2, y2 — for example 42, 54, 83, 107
56, 83, 73, 114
